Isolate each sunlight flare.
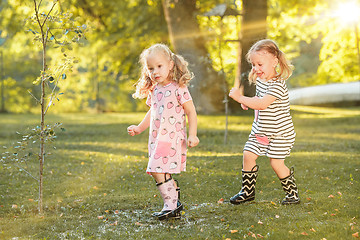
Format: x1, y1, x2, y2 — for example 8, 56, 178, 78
333, 1, 360, 24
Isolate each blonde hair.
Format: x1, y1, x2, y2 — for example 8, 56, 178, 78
246, 39, 293, 84
132, 43, 193, 99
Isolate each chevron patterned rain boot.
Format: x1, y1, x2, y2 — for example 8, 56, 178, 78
279, 167, 300, 205
230, 165, 259, 204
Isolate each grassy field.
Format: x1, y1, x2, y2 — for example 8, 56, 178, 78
0, 106, 359, 239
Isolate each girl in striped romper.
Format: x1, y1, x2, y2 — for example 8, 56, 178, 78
229, 39, 300, 205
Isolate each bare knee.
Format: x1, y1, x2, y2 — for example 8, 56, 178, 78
243, 151, 258, 171
151, 173, 169, 183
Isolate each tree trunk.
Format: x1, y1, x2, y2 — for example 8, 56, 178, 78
34, 0, 56, 215
235, 0, 267, 96
162, 0, 225, 114
38, 27, 48, 216
0, 51, 5, 112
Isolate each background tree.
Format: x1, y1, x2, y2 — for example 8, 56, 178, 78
0, 50, 4, 112
236, 0, 267, 97
0, 0, 41, 113
0, 0, 359, 114
268, 0, 360, 87
59, 0, 169, 112
0, 0, 85, 214
162, 0, 226, 114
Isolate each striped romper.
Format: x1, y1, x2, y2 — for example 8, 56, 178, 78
243, 77, 296, 159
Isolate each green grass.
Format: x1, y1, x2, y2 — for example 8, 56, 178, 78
0, 106, 359, 239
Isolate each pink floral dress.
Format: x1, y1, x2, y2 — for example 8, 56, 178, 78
146, 82, 192, 174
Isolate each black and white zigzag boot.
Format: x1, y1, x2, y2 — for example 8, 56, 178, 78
230, 165, 259, 204
279, 167, 300, 205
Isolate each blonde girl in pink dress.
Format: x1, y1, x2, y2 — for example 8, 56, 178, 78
127, 43, 199, 220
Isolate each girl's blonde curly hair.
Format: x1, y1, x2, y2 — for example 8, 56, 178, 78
246, 39, 294, 84
132, 43, 193, 99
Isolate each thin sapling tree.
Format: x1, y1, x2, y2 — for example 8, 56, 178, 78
1, 0, 86, 214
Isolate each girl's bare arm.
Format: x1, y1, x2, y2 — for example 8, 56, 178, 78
183, 100, 199, 147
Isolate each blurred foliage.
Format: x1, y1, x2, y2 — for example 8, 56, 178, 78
0, 0, 359, 113
268, 0, 360, 87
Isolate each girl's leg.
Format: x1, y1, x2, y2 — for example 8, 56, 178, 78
243, 150, 258, 171
230, 151, 259, 204
151, 173, 177, 211
151, 172, 181, 220
151, 173, 179, 198
269, 158, 290, 179
151, 172, 169, 183
270, 158, 300, 205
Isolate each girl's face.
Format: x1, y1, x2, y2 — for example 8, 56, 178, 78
146, 51, 174, 86
249, 50, 278, 81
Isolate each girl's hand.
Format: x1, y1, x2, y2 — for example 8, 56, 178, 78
187, 135, 199, 148
127, 125, 141, 136
229, 87, 242, 102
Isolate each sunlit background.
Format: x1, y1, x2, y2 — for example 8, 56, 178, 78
333, 1, 360, 24
0, 0, 359, 113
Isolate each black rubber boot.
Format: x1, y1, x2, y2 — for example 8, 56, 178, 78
279, 167, 300, 205
230, 165, 259, 205
156, 208, 182, 220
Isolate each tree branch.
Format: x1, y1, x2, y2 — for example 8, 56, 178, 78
44, 65, 67, 115
14, 164, 39, 182
37, 0, 43, 11
28, 90, 40, 104
41, 1, 57, 28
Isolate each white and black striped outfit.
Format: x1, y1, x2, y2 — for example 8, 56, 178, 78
244, 77, 296, 159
